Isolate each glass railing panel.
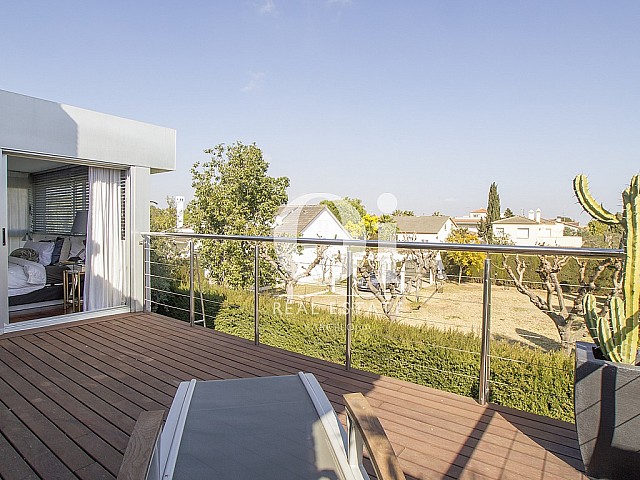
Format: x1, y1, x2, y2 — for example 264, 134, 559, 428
348, 246, 483, 397
143, 233, 623, 422
486, 252, 618, 421
257, 239, 347, 364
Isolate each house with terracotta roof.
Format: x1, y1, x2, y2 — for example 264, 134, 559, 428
273, 205, 351, 287
393, 215, 457, 243
492, 209, 582, 247
452, 209, 486, 233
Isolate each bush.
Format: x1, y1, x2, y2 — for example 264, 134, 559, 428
154, 284, 575, 422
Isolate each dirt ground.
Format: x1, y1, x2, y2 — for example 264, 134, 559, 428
293, 282, 586, 351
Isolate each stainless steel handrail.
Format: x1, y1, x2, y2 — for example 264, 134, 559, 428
141, 232, 623, 406
143, 232, 624, 259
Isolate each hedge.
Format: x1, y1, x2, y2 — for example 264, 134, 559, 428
152, 283, 575, 422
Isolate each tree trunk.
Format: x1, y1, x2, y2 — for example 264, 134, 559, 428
458, 266, 462, 285
286, 281, 295, 303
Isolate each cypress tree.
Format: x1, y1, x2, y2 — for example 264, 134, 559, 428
479, 182, 501, 243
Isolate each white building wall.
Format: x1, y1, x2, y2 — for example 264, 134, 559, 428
0, 90, 176, 325
494, 222, 583, 247
294, 211, 350, 285
128, 166, 150, 312
397, 218, 455, 243
0, 90, 175, 172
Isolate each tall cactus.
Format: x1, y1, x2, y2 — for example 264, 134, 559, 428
573, 174, 640, 364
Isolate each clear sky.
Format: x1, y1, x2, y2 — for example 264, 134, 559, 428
2, 1, 639, 222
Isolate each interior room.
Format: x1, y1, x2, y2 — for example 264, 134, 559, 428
6, 156, 127, 323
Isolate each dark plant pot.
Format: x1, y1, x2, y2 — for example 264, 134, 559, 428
574, 341, 640, 480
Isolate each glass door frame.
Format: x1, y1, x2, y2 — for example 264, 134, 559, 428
1, 154, 132, 334
1, 152, 8, 333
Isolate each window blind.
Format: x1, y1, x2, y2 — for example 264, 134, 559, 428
31, 166, 89, 234
120, 169, 127, 240
31, 165, 128, 237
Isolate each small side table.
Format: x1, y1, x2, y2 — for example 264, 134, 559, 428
63, 264, 85, 312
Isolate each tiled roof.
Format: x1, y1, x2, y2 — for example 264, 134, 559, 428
471, 208, 487, 213
453, 218, 480, 225
393, 215, 451, 234
274, 205, 327, 236
493, 215, 555, 226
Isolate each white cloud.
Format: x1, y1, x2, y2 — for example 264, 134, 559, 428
259, 0, 276, 14
242, 72, 266, 92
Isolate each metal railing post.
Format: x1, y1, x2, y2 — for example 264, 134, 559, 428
143, 235, 151, 312
189, 240, 195, 327
254, 243, 260, 345
479, 257, 492, 405
345, 248, 353, 370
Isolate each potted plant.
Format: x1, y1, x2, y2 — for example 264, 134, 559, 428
572, 174, 640, 480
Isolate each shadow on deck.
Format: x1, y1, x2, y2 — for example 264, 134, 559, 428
0, 312, 587, 479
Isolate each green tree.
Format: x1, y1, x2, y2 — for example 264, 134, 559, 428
392, 209, 415, 216
445, 228, 485, 284
148, 198, 185, 314
345, 213, 379, 239
188, 142, 289, 288
478, 182, 501, 243
503, 208, 514, 218
320, 197, 367, 225
150, 196, 188, 232
582, 219, 623, 248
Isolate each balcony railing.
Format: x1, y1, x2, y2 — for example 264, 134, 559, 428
142, 232, 624, 419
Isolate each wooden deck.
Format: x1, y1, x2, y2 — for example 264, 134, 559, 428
0, 312, 587, 480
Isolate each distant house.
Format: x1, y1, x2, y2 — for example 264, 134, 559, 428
492, 209, 582, 247
393, 215, 457, 243
273, 205, 351, 286
452, 209, 486, 234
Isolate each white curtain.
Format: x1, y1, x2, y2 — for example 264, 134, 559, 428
84, 167, 124, 311
7, 172, 30, 252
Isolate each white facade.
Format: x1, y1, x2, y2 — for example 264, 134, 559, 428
395, 217, 456, 243
492, 211, 582, 247
1, 90, 176, 333
452, 209, 486, 234
274, 206, 351, 287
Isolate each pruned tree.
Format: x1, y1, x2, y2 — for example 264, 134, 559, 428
501, 254, 621, 355
357, 249, 407, 321
404, 249, 439, 305
260, 242, 328, 302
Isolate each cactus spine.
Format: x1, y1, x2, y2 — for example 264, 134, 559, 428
573, 174, 640, 364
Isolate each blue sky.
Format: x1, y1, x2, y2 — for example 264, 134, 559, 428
1, 1, 639, 222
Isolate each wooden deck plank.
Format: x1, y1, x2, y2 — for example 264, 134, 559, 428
144, 313, 578, 439
0, 342, 131, 452
0, 350, 123, 477
135, 314, 578, 461
25, 334, 165, 413
0, 430, 40, 480
4, 338, 137, 432
0, 398, 77, 480
44, 329, 178, 400
116, 314, 585, 475
0, 313, 587, 480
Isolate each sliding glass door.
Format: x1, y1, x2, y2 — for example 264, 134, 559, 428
1, 153, 8, 333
